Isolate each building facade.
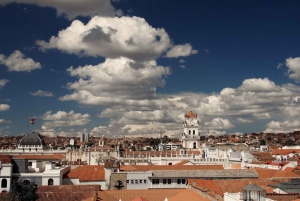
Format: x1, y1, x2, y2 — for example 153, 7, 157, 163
182, 111, 201, 149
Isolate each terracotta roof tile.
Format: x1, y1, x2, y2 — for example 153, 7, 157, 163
12, 154, 65, 160
255, 168, 300, 178
97, 191, 119, 201
268, 193, 300, 201
65, 165, 105, 181
283, 167, 295, 172
167, 189, 210, 201
271, 149, 300, 155
186, 111, 197, 118
251, 152, 273, 158
173, 160, 190, 166
131, 197, 149, 201
0, 155, 13, 163
231, 163, 241, 169
102, 189, 202, 201
188, 178, 287, 197
120, 165, 138, 171
255, 169, 277, 178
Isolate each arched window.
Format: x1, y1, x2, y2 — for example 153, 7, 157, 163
1, 179, 7, 188
193, 142, 196, 149
193, 130, 195, 135
188, 130, 191, 135
23, 180, 30, 186
48, 178, 53, 186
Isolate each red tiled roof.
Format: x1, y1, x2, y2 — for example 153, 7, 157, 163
283, 167, 295, 172
167, 189, 210, 201
255, 169, 277, 178
173, 160, 191, 166
65, 165, 105, 181
12, 154, 65, 160
186, 111, 196, 118
132, 197, 149, 201
188, 178, 287, 197
102, 189, 206, 201
0, 155, 13, 163
271, 149, 300, 155
255, 168, 300, 179
121, 165, 138, 171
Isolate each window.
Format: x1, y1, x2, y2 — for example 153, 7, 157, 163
163, 179, 167, 184
28, 162, 32, 166
1, 179, 7, 188
152, 179, 159, 184
48, 178, 53, 186
188, 130, 191, 135
131, 180, 134, 184
139, 180, 142, 184
181, 179, 186, 184
193, 142, 196, 149
177, 179, 181, 184
135, 180, 138, 184
168, 179, 171, 184
126, 180, 129, 183
193, 130, 195, 135
144, 180, 147, 184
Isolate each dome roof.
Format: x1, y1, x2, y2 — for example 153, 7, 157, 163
19, 132, 46, 146
185, 110, 197, 118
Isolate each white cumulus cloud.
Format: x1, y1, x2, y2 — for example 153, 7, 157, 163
204, 118, 234, 130
0, 104, 10, 111
37, 16, 172, 61
285, 57, 300, 82
0, 0, 118, 20
265, 120, 300, 133
0, 79, 9, 89
165, 44, 198, 58
237, 118, 253, 123
30, 90, 53, 97
0, 50, 41, 72
59, 57, 171, 106
42, 110, 90, 128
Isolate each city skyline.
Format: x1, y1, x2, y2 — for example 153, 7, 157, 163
0, 0, 300, 137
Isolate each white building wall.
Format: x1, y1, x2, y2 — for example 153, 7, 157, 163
126, 172, 152, 190
43, 165, 70, 186
0, 163, 12, 192
150, 178, 187, 189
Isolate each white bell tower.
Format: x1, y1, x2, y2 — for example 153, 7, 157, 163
182, 111, 200, 149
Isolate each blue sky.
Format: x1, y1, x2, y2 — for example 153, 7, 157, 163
0, 0, 300, 137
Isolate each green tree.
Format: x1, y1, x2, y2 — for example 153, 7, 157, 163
9, 181, 39, 201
